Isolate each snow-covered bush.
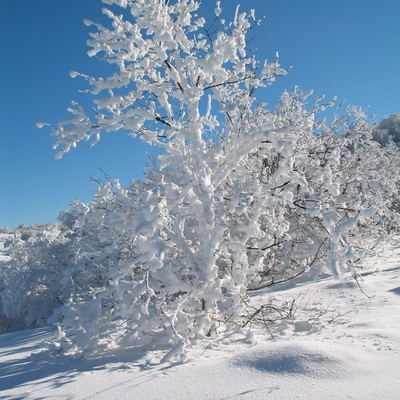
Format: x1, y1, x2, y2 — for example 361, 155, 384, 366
4, 0, 397, 358
371, 114, 400, 222
0, 224, 69, 331
373, 113, 400, 148
0, 220, 115, 332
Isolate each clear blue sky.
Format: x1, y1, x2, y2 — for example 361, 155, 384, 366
1, 0, 399, 229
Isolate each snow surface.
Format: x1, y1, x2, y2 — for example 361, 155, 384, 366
1, 240, 400, 399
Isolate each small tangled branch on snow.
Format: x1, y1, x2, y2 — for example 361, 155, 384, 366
352, 272, 375, 300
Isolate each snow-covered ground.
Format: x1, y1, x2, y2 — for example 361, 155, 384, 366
1, 239, 400, 399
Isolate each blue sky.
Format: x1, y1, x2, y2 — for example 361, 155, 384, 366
1, 0, 399, 229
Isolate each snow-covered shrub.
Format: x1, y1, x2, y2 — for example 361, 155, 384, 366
0, 219, 115, 332
23, 0, 399, 358
371, 114, 400, 223
373, 113, 400, 148
0, 224, 69, 331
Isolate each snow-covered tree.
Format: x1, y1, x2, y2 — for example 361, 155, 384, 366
17, 0, 397, 359
373, 113, 400, 148
0, 224, 70, 331
370, 114, 400, 223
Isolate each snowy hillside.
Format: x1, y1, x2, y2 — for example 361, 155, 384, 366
1, 239, 399, 399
